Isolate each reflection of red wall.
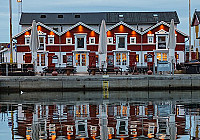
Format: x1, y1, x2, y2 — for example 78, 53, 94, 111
15, 104, 187, 139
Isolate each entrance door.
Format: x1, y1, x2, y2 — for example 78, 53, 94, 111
37, 53, 47, 72
74, 53, 88, 72
115, 52, 128, 71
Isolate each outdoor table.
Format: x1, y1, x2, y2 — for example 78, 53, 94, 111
88, 67, 99, 75
66, 67, 76, 76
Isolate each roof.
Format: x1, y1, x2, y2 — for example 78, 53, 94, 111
192, 10, 200, 26
142, 21, 188, 37
20, 11, 180, 25
195, 11, 200, 22
13, 22, 59, 39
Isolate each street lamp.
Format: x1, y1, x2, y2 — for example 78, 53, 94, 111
9, 0, 13, 63
189, 0, 192, 61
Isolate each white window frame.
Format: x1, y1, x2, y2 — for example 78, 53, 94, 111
107, 37, 113, 44
89, 37, 95, 44
156, 35, 168, 50
66, 38, 72, 45
48, 35, 54, 44
25, 35, 30, 45
155, 29, 169, 50
116, 34, 127, 50
74, 34, 87, 50
38, 36, 46, 51
130, 37, 136, 44
147, 34, 154, 44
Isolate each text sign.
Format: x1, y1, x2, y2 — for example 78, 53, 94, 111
52, 55, 58, 64
157, 61, 171, 72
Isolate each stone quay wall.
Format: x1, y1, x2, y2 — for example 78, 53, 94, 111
0, 75, 200, 92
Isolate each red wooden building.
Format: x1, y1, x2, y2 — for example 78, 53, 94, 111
8, 12, 189, 72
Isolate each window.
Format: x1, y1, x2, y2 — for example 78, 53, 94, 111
176, 54, 179, 60
118, 37, 125, 48
148, 36, 154, 44
75, 34, 86, 50
41, 54, 45, 66
25, 35, 30, 45
40, 15, 46, 18
63, 55, 67, 63
66, 38, 72, 45
39, 36, 45, 50
89, 37, 95, 44
116, 35, 127, 49
107, 55, 114, 66
77, 38, 84, 48
58, 15, 63, 18
75, 15, 80, 18
116, 53, 121, 65
158, 36, 167, 49
157, 53, 167, 61
136, 54, 139, 62
130, 37, 136, 44
116, 53, 127, 66
122, 53, 127, 65
48, 35, 54, 44
144, 54, 147, 62
107, 37, 113, 44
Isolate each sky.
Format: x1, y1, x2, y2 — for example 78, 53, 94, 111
0, 0, 200, 43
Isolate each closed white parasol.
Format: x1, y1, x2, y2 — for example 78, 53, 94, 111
98, 20, 107, 69
29, 20, 39, 72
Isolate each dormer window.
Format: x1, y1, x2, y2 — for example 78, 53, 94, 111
40, 14, 46, 18
75, 14, 80, 18
58, 15, 63, 18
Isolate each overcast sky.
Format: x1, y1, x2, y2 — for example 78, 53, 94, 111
0, 0, 200, 43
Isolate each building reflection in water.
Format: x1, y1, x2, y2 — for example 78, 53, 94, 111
1, 91, 200, 139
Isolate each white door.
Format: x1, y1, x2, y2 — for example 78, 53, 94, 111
74, 53, 88, 72
115, 52, 128, 71
37, 53, 47, 72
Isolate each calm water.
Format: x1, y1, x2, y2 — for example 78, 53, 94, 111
0, 91, 200, 140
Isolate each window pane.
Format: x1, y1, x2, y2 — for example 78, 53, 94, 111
41, 54, 45, 66
157, 53, 161, 61
163, 53, 167, 61
37, 54, 39, 66
39, 37, 44, 43
122, 53, 127, 65
116, 53, 121, 65
107, 55, 114, 66
82, 54, 86, 66
39, 37, 44, 50
76, 54, 80, 66
77, 38, 84, 48
136, 54, 139, 62
118, 37, 125, 48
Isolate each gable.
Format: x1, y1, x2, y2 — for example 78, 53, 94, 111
13, 22, 59, 39
143, 21, 188, 37
107, 21, 141, 34
60, 22, 99, 36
